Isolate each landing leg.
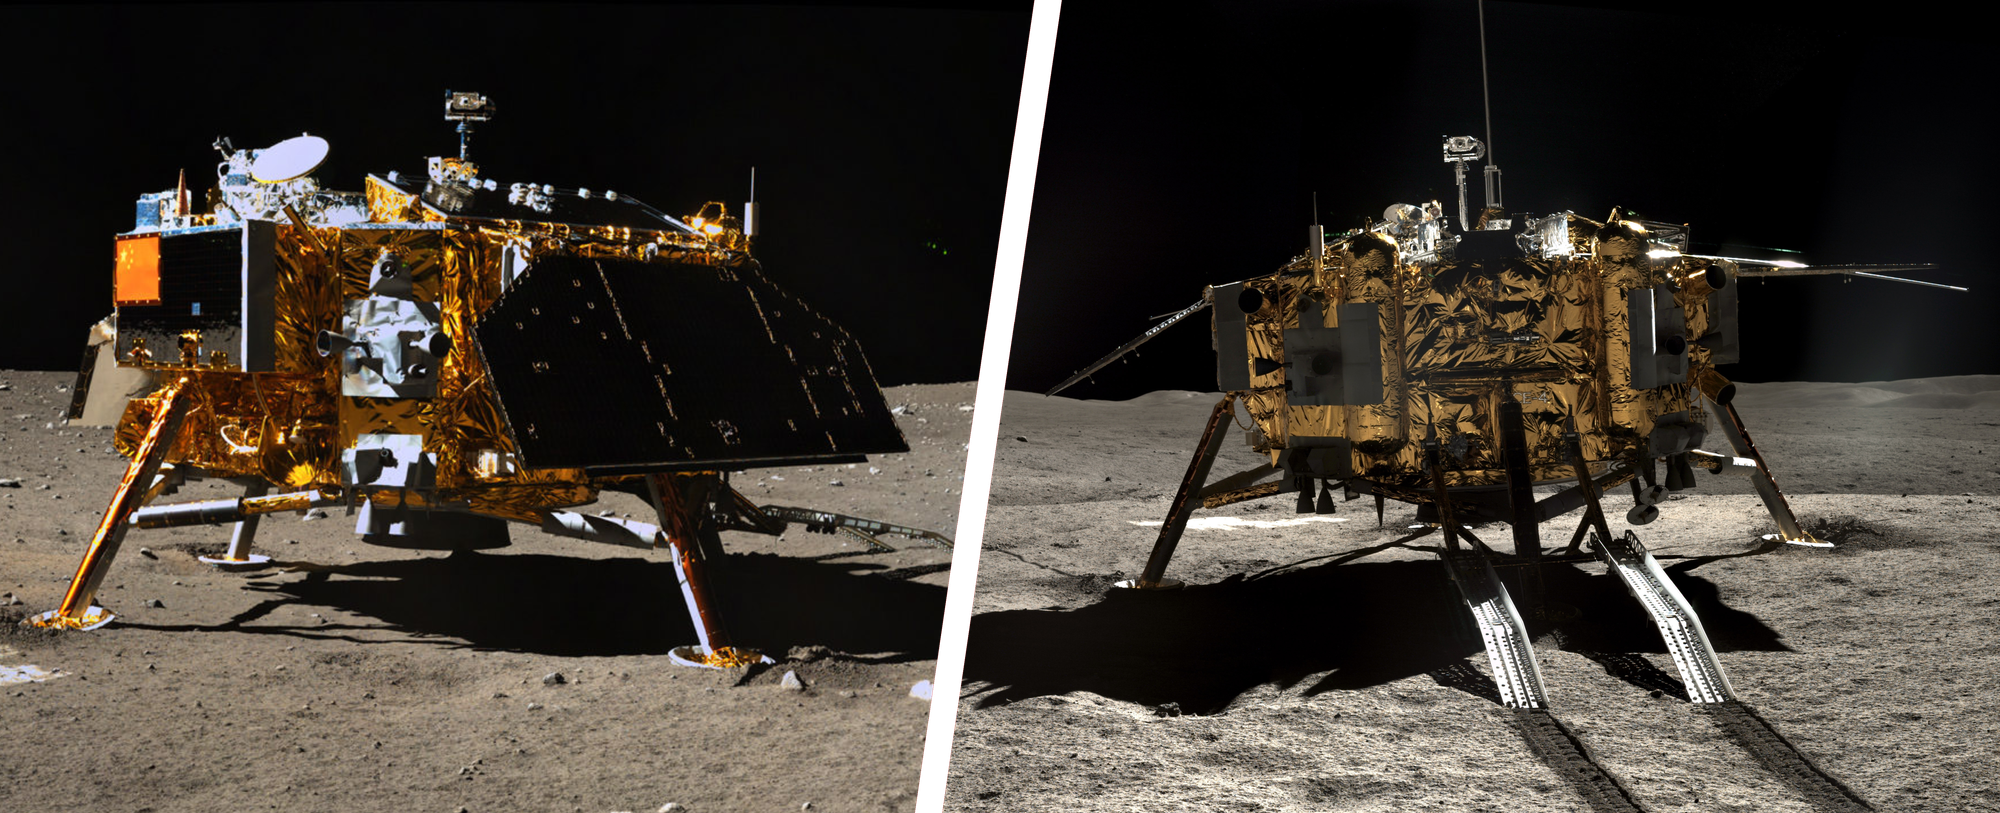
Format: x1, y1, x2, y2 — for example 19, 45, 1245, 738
1118, 394, 1237, 590
198, 480, 275, 569
1498, 398, 1545, 619
34, 378, 192, 630
1704, 396, 1824, 547
647, 472, 771, 669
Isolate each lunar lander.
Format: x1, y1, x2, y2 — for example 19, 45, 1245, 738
34, 92, 949, 669
1050, 130, 1955, 708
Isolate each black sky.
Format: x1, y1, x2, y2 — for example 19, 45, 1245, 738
1014, 1, 1993, 399
0, 3, 1030, 385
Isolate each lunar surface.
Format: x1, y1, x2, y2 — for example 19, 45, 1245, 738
947, 377, 2000, 812
0, 371, 973, 813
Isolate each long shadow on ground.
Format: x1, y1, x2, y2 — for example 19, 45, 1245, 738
124, 551, 945, 661
964, 558, 1786, 715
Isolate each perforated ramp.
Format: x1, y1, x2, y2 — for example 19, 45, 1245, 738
1592, 531, 1736, 704
1440, 551, 1549, 709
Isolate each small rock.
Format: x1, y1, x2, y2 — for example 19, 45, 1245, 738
56, 529, 68, 536
37, 483, 50, 490
0, 478, 20, 488
542, 671, 567, 686
658, 804, 684, 813
890, 405, 909, 415
526, 702, 543, 711
493, 692, 509, 699
910, 680, 933, 701
802, 803, 814, 810
780, 671, 805, 690
143, 598, 164, 608
1154, 702, 1182, 717
828, 480, 844, 487
138, 548, 157, 559
769, 475, 784, 481
868, 466, 881, 475
958, 404, 974, 412
1014, 436, 1027, 442
302, 508, 329, 521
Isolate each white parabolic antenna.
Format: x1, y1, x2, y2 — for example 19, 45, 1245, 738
251, 133, 329, 183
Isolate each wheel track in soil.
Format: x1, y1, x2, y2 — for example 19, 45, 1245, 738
1496, 667, 1875, 813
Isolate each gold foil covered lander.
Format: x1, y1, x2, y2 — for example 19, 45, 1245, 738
1048, 131, 1956, 710
36, 92, 950, 671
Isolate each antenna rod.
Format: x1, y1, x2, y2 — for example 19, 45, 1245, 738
1478, 0, 1503, 213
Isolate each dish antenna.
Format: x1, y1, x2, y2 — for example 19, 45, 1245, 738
250, 133, 330, 183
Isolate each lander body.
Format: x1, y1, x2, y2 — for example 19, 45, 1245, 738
36, 92, 948, 669
1051, 130, 1953, 709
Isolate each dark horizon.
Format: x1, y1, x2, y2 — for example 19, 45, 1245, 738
1, 4, 1031, 386
1011, 1, 1992, 400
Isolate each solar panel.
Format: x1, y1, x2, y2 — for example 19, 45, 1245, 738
474, 254, 907, 473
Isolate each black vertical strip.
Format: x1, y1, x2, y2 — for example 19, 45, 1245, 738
916, 3, 1056, 808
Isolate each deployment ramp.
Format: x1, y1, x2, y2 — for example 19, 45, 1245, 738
1591, 530, 1735, 704
1440, 550, 1548, 709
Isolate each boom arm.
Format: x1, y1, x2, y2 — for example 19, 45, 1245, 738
1046, 297, 1211, 396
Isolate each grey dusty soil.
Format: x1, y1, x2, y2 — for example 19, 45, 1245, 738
0, 371, 974, 813
947, 377, 2000, 812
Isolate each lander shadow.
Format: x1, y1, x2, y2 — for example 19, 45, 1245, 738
963, 554, 1785, 716
116, 551, 946, 661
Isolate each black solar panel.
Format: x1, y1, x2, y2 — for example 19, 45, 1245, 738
474, 254, 907, 473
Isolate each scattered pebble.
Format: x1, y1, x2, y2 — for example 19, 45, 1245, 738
780, 671, 805, 690
543, 671, 567, 686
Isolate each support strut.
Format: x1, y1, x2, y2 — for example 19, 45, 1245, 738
1704, 395, 1824, 547
1498, 396, 1545, 618
35, 378, 193, 630
198, 480, 275, 568
647, 472, 771, 668
1120, 393, 1238, 590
